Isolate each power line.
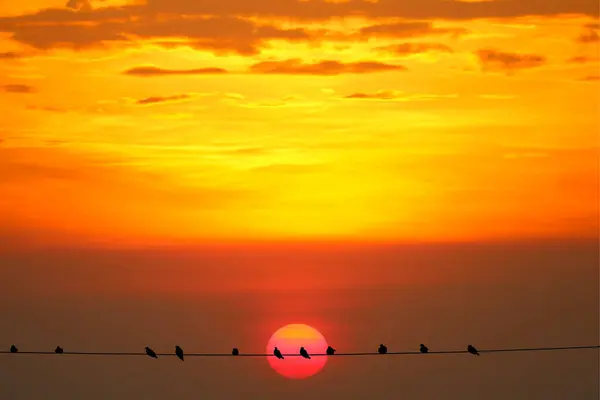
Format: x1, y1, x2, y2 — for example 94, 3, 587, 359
1, 345, 598, 357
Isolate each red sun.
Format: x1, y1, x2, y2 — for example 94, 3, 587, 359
266, 324, 328, 379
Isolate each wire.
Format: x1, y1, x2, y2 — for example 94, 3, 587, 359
1, 345, 598, 357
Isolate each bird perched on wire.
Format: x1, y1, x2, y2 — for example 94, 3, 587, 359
145, 347, 158, 359
467, 345, 480, 356
326, 346, 336, 355
300, 347, 311, 359
55, 346, 64, 354
10, 345, 18, 353
378, 344, 388, 354
232, 348, 239, 356
420, 344, 429, 354
273, 347, 284, 360
175, 346, 184, 361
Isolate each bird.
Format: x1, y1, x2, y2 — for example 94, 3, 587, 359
145, 347, 158, 359
55, 346, 64, 354
467, 345, 480, 356
378, 344, 388, 354
10, 345, 17, 353
232, 348, 239, 356
175, 346, 184, 361
420, 344, 429, 354
273, 347, 284, 359
326, 346, 336, 355
300, 347, 311, 359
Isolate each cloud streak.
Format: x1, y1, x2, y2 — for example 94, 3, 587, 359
135, 94, 192, 105
2, 84, 35, 93
248, 59, 406, 75
123, 66, 228, 76
476, 49, 546, 72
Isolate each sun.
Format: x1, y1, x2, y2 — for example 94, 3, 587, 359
266, 323, 329, 379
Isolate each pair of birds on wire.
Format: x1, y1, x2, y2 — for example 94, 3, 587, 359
10, 345, 63, 354
413, 344, 479, 356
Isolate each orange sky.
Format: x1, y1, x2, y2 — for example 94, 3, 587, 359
0, 0, 598, 246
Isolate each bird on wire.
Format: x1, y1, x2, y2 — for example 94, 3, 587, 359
378, 344, 388, 354
145, 347, 158, 359
55, 346, 64, 354
420, 344, 429, 354
467, 345, 480, 356
273, 347, 284, 360
175, 346, 184, 361
232, 348, 239, 356
326, 345, 336, 355
10, 345, 18, 353
300, 347, 311, 359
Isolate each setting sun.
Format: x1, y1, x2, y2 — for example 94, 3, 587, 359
266, 324, 329, 379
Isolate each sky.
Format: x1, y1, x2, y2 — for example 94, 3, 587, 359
0, 0, 599, 398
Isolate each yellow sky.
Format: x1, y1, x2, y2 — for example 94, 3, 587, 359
0, 0, 598, 245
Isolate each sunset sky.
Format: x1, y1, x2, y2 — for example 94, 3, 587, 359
0, 0, 598, 246
0, 1, 598, 399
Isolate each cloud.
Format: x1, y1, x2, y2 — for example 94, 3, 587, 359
476, 49, 546, 72
359, 22, 468, 38
343, 90, 458, 101
576, 29, 600, 43
123, 66, 228, 76
135, 94, 192, 105
0, 0, 595, 56
377, 42, 453, 56
578, 75, 600, 82
248, 59, 406, 75
566, 56, 599, 64
0, 52, 22, 60
2, 84, 35, 93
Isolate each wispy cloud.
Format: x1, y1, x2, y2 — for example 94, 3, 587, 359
248, 59, 406, 75
476, 49, 546, 72
135, 94, 193, 105
2, 84, 35, 93
123, 66, 229, 77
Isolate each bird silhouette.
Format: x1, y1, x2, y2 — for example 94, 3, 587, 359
326, 345, 336, 355
55, 346, 64, 354
175, 346, 184, 361
467, 345, 480, 356
300, 347, 311, 359
420, 344, 429, 354
10, 345, 17, 353
145, 347, 158, 359
232, 348, 239, 356
378, 344, 388, 354
273, 347, 284, 359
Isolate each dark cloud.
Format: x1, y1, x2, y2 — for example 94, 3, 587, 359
248, 59, 406, 75
0, 0, 596, 55
123, 66, 228, 76
567, 56, 598, 64
377, 42, 453, 55
343, 91, 457, 101
579, 75, 600, 82
360, 22, 468, 38
2, 84, 35, 93
0, 52, 22, 60
576, 29, 600, 43
344, 91, 403, 100
476, 49, 546, 72
135, 94, 192, 105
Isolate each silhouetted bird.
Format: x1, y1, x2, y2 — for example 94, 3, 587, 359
420, 344, 429, 354
10, 345, 17, 353
326, 346, 336, 355
175, 346, 184, 361
378, 344, 388, 354
55, 346, 64, 354
145, 347, 158, 359
467, 345, 480, 356
232, 348, 239, 356
273, 347, 284, 360
300, 347, 311, 359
